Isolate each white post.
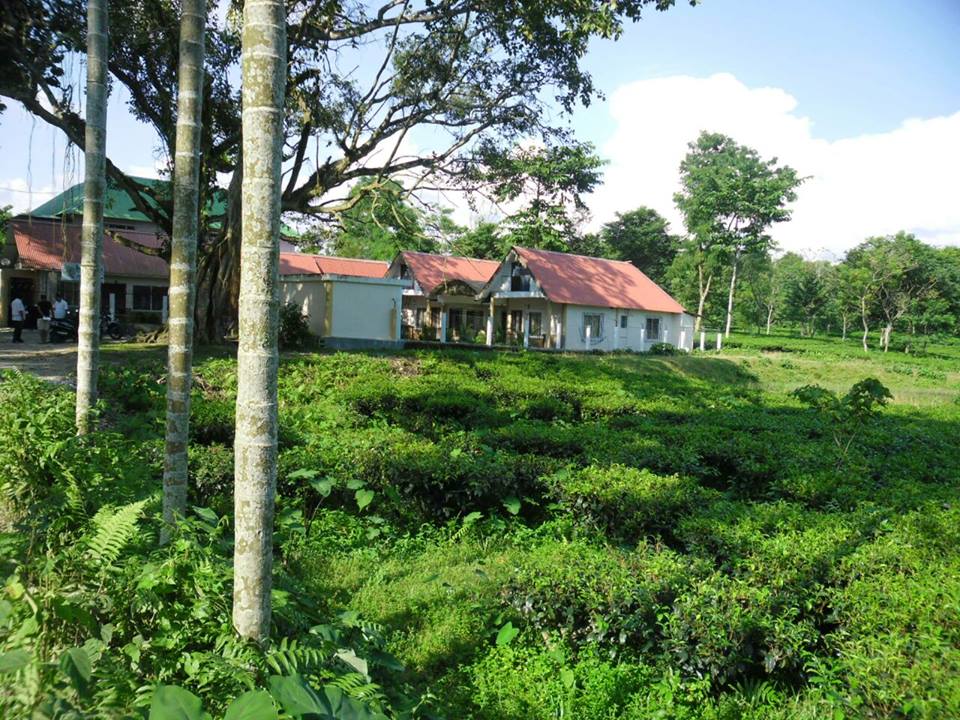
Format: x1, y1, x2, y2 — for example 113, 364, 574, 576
161, 294, 168, 324
584, 321, 591, 349
680, 329, 686, 352
522, 311, 530, 348
716, 332, 722, 351
700, 331, 706, 352
613, 320, 619, 351
486, 312, 493, 346
440, 308, 448, 343
109, 292, 116, 322
555, 310, 563, 349
640, 326, 646, 349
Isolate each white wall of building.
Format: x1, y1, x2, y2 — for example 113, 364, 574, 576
562, 306, 694, 352
281, 275, 407, 342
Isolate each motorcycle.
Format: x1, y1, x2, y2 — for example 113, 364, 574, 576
49, 311, 124, 343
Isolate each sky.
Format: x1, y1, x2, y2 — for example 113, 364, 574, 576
1, 0, 958, 257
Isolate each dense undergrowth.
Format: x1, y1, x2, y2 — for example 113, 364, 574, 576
2, 333, 959, 718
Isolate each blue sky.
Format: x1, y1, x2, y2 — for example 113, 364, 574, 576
1, 0, 958, 253
574, 0, 960, 142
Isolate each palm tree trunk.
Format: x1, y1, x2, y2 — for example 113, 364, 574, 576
161, 0, 206, 542
233, 0, 286, 643
75, 0, 109, 434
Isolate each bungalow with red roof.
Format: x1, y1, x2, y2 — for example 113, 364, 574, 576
279, 252, 410, 347
384, 250, 500, 342
476, 247, 694, 352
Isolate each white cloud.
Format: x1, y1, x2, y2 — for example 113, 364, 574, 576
589, 72, 960, 256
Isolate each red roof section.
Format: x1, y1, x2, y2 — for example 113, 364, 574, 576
279, 252, 388, 278
514, 246, 685, 313
399, 250, 500, 294
11, 219, 168, 278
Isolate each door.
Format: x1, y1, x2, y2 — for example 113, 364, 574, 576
101, 283, 127, 318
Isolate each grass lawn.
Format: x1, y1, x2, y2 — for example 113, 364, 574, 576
3, 332, 959, 718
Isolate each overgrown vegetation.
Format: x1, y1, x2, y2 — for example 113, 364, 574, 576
3, 335, 959, 717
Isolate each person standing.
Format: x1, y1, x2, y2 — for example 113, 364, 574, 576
37, 294, 52, 343
54, 294, 69, 320
10, 293, 26, 343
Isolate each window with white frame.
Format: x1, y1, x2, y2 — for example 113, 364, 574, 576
620, 314, 628, 329
528, 311, 543, 336
645, 317, 661, 340
582, 313, 603, 344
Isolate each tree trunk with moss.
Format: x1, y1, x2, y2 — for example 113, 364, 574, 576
233, 0, 286, 643
161, 0, 206, 542
75, 0, 108, 434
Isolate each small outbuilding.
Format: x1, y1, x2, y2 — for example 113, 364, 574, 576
279, 253, 409, 348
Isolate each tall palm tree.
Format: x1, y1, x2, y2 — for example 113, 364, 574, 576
233, 0, 286, 642
161, 0, 206, 543
75, 0, 108, 434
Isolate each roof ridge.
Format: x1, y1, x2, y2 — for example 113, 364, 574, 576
516, 245, 633, 264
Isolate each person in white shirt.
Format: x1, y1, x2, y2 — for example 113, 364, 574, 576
53, 295, 69, 320
10, 294, 26, 343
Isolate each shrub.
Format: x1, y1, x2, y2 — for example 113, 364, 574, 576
648, 342, 679, 356
278, 301, 312, 349
549, 464, 718, 541
189, 443, 234, 514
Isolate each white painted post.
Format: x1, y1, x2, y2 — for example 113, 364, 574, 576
613, 320, 619, 351
440, 308, 448, 343
700, 331, 706, 352
161, 294, 168, 324
109, 292, 116, 321
486, 313, 493, 346
522, 311, 530, 348
584, 321, 591, 349
716, 332, 722, 351
555, 311, 563, 349
640, 326, 646, 350
680, 329, 686, 352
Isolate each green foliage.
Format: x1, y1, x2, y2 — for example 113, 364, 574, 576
334, 178, 433, 260
279, 302, 313, 350
600, 206, 680, 286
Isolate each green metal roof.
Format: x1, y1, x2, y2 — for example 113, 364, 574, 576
24, 176, 298, 237
25, 177, 226, 224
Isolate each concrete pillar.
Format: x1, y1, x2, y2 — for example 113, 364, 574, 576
522, 310, 530, 348
680, 329, 686, 352
555, 307, 563, 349
613, 320, 619, 350
161, 294, 168, 324
487, 299, 494, 346
109, 292, 116, 321
640, 326, 646, 349
716, 332, 723, 351
585, 321, 591, 348
700, 331, 706, 352
440, 307, 448, 343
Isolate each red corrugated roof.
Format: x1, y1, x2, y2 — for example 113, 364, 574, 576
399, 250, 500, 295
279, 252, 388, 278
514, 246, 685, 313
11, 219, 168, 278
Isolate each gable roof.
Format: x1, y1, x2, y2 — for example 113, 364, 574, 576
10, 219, 168, 278
279, 252, 388, 278
512, 246, 685, 313
396, 250, 500, 295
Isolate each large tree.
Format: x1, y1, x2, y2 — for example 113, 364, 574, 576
161, 0, 206, 542
233, 0, 287, 643
75, 0, 108, 434
4, 0, 690, 342
600, 206, 678, 286
333, 178, 433, 260
674, 132, 802, 338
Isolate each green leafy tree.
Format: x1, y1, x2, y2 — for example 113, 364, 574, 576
482, 143, 605, 252
449, 221, 506, 260
567, 231, 611, 259
600, 207, 679, 285
674, 132, 802, 337
4, 0, 691, 342
843, 232, 938, 352
334, 179, 433, 260
783, 259, 831, 337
